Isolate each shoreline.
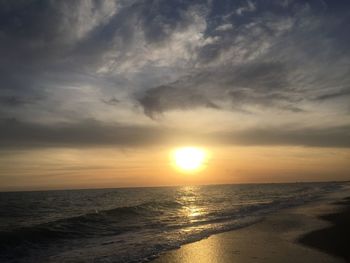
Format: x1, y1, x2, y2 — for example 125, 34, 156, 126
152, 188, 350, 263
298, 196, 350, 262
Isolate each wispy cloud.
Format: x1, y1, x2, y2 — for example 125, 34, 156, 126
0, 0, 349, 148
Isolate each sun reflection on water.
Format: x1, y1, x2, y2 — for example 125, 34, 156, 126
177, 186, 207, 224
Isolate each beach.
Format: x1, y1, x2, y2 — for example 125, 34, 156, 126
1, 183, 348, 262
153, 189, 350, 263
1, 1, 350, 262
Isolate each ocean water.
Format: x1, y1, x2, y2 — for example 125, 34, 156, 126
0, 182, 342, 262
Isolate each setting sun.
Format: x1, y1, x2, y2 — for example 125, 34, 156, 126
172, 147, 207, 172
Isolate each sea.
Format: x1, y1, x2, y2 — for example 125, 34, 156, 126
0, 182, 344, 262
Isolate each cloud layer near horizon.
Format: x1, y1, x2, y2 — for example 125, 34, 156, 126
0, 0, 350, 148
1, 118, 349, 149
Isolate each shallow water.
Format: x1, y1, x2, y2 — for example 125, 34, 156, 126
0, 182, 342, 262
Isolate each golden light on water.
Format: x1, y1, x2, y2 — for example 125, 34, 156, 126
172, 147, 207, 172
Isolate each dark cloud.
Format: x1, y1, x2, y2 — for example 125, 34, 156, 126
0, 118, 173, 148
231, 62, 289, 91
137, 85, 219, 118
102, 96, 120, 106
1, 118, 349, 149
216, 125, 350, 148
314, 88, 350, 101
137, 61, 303, 115
0, 96, 36, 107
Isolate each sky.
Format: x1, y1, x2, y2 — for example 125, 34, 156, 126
0, 0, 349, 191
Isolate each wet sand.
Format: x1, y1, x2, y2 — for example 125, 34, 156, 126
152, 193, 350, 263
299, 197, 350, 262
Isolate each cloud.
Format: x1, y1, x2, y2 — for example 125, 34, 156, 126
133, 1, 350, 119
314, 88, 350, 101
1, 118, 349, 149
136, 61, 304, 115
0, 118, 173, 148
216, 125, 350, 148
137, 85, 219, 118
102, 96, 120, 106
0, 0, 211, 122
0, 0, 118, 51
0, 96, 37, 107
0, 0, 349, 148
236, 0, 256, 16
215, 23, 233, 31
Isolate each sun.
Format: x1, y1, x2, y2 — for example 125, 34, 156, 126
172, 147, 207, 172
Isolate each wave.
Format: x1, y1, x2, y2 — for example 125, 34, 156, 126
0, 200, 184, 248
0, 182, 343, 262
0, 191, 317, 249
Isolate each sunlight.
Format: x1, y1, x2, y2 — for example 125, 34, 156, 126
172, 147, 207, 172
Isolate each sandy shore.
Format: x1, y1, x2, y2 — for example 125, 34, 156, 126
152, 190, 350, 263
299, 196, 350, 262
